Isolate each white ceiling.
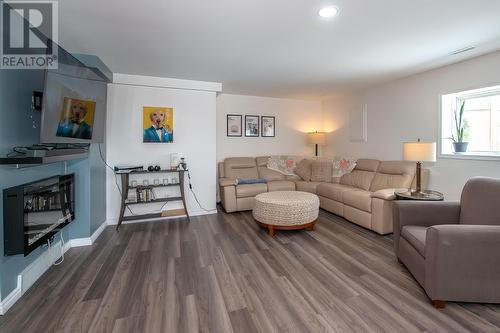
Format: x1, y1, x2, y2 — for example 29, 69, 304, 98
59, 0, 500, 99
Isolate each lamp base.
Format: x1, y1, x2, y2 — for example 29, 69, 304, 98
415, 161, 422, 193
409, 190, 427, 198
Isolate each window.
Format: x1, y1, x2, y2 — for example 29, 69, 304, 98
441, 85, 500, 158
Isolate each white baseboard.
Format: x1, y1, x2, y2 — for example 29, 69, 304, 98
190, 208, 218, 216
106, 208, 218, 226
0, 276, 21, 315
0, 220, 108, 315
66, 238, 92, 248
63, 219, 107, 250
107, 217, 119, 225
90, 220, 108, 243
0, 240, 62, 316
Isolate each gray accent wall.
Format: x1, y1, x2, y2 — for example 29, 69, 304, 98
0, 68, 107, 301
90, 144, 107, 234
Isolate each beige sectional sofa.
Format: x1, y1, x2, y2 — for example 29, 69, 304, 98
218, 156, 427, 235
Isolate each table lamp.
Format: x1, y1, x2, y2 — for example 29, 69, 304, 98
403, 139, 436, 194
307, 131, 326, 157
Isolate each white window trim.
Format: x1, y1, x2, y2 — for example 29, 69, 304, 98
438, 85, 500, 161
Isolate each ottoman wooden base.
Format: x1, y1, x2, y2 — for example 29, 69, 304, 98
255, 220, 316, 237
252, 191, 320, 237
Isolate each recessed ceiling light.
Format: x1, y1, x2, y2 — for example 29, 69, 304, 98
318, 6, 339, 18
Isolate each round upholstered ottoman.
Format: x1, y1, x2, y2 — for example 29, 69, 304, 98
253, 191, 320, 237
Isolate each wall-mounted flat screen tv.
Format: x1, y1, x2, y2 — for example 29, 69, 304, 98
40, 65, 107, 144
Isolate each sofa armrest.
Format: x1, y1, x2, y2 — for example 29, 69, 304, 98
425, 225, 500, 302
371, 188, 408, 201
393, 201, 460, 253
219, 182, 237, 212
219, 178, 236, 187
219, 178, 237, 212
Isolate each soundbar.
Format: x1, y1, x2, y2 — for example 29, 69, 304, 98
113, 165, 144, 173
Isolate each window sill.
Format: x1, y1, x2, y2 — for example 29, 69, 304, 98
439, 152, 500, 162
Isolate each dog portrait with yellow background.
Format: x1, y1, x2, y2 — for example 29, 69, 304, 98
143, 106, 174, 143
56, 97, 96, 140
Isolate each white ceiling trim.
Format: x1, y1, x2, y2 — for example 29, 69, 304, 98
112, 73, 222, 92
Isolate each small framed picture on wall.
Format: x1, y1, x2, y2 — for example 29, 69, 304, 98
226, 114, 242, 137
261, 116, 275, 137
245, 115, 260, 137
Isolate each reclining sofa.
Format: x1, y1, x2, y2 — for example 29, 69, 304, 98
218, 156, 427, 235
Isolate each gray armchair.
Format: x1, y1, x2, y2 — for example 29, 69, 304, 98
393, 177, 500, 308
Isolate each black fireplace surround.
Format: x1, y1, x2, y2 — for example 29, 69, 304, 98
3, 174, 75, 256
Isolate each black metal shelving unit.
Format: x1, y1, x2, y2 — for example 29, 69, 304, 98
115, 169, 189, 230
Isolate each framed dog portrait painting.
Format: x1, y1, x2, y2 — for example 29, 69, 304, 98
56, 97, 96, 140
227, 114, 242, 137
245, 115, 259, 137
261, 116, 275, 137
143, 106, 174, 143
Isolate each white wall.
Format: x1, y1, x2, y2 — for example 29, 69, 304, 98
216, 94, 323, 161
106, 75, 220, 223
322, 51, 500, 200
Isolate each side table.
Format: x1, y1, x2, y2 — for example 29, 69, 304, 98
395, 190, 444, 201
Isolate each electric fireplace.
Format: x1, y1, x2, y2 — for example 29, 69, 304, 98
3, 174, 75, 256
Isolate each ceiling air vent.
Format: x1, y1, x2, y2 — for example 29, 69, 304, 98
450, 46, 476, 55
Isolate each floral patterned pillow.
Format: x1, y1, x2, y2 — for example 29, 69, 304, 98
267, 155, 304, 176
331, 156, 357, 177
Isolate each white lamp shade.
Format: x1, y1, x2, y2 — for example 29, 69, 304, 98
307, 132, 326, 145
403, 141, 437, 162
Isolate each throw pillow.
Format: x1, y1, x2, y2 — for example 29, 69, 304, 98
310, 160, 333, 182
266, 155, 304, 175
236, 178, 267, 185
294, 159, 312, 181
332, 156, 357, 177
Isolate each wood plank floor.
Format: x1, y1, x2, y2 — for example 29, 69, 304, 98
1, 208, 500, 332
